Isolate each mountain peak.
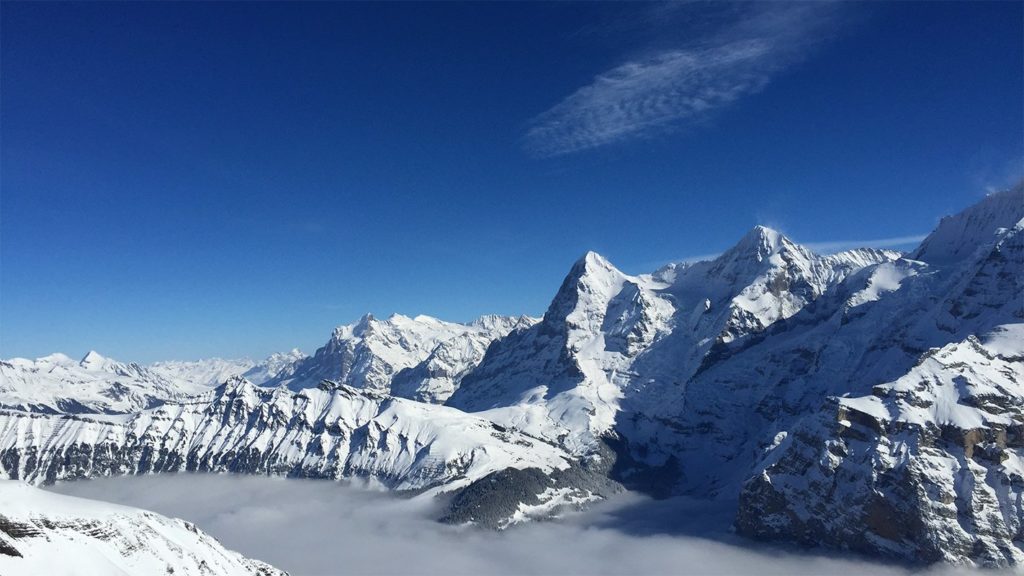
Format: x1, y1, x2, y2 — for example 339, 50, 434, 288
543, 251, 628, 324
570, 250, 617, 275
741, 225, 785, 251
714, 225, 792, 269
79, 350, 111, 370
911, 184, 1024, 266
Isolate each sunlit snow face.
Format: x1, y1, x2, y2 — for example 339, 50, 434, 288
48, 474, 972, 576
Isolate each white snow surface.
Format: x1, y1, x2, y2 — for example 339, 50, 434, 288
0, 480, 283, 576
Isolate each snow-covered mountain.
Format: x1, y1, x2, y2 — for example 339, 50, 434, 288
0, 480, 284, 576
0, 185, 1020, 567
149, 357, 258, 388
0, 376, 606, 526
266, 313, 537, 403
447, 228, 901, 455
0, 351, 194, 414
150, 350, 308, 388
240, 349, 307, 385
0, 350, 307, 416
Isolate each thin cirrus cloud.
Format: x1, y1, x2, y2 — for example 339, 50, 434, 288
802, 234, 929, 254
523, 4, 841, 157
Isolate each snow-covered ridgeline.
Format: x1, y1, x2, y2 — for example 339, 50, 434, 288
0, 350, 307, 416
0, 376, 572, 497
0, 352, 194, 415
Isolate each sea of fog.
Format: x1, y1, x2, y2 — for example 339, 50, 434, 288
48, 474, 971, 576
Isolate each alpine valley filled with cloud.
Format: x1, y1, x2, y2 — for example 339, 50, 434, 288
1, 1, 1022, 575
2, 186, 1022, 574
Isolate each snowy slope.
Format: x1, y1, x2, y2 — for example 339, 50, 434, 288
912, 183, 1024, 265
0, 480, 284, 576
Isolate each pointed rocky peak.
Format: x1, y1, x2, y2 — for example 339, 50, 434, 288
218, 374, 260, 398
911, 184, 1024, 266
559, 251, 623, 290
692, 226, 804, 287
729, 225, 791, 261
543, 251, 628, 324
577, 250, 616, 273
79, 350, 113, 371
332, 313, 376, 341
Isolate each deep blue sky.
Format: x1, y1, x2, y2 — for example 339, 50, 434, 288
2, 2, 1021, 362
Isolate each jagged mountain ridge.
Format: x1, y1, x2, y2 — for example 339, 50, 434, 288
0, 352, 195, 415
0, 376, 581, 499
0, 349, 306, 416
0, 186, 1020, 567
447, 226, 902, 456
0, 480, 284, 576
265, 313, 538, 403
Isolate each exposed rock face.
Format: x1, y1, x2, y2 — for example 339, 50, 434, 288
737, 327, 1024, 567
0, 481, 285, 576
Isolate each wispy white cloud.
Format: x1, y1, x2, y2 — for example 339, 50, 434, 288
802, 234, 928, 254
523, 3, 840, 157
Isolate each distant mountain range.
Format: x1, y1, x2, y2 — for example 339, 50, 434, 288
1, 185, 1021, 570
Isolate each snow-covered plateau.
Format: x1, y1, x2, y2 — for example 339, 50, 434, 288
1, 185, 1021, 572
